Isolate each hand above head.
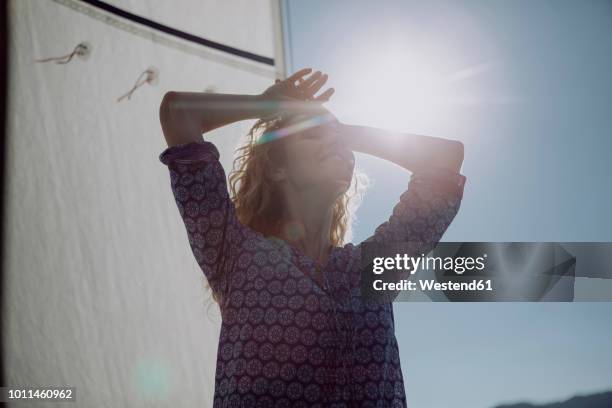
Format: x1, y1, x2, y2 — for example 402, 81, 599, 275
261, 68, 335, 103
258, 68, 335, 120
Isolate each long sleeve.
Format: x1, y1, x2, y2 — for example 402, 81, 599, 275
361, 166, 466, 254
159, 140, 248, 296
352, 167, 466, 300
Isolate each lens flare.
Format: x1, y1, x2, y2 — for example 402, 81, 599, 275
133, 358, 172, 401
257, 112, 336, 145
283, 220, 306, 242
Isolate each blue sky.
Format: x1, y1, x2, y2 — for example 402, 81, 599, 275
285, 1, 612, 407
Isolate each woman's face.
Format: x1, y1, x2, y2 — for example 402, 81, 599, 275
277, 110, 355, 199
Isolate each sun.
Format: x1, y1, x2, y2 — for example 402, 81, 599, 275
332, 41, 491, 136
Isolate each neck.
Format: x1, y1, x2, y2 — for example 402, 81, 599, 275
274, 186, 335, 266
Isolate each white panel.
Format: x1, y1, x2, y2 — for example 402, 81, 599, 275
5, 0, 283, 406
106, 0, 276, 57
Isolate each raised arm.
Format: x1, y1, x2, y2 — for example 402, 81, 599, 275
159, 68, 335, 148
338, 123, 464, 174
159, 92, 269, 147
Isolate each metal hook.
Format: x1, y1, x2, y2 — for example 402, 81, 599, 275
34, 41, 92, 64
117, 66, 159, 102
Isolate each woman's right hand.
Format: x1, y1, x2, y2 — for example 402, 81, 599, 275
258, 68, 335, 119
260, 68, 335, 103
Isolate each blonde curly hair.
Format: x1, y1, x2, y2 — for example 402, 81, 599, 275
228, 115, 364, 247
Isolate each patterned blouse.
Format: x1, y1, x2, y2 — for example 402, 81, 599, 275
159, 140, 466, 408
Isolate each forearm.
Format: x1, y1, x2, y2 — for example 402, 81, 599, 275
339, 123, 464, 173
160, 91, 277, 147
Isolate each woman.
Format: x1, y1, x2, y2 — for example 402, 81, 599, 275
158, 68, 466, 407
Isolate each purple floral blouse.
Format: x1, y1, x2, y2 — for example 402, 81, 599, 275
159, 140, 466, 408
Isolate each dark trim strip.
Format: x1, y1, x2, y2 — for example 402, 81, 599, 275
0, 0, 7, 390
78, 0, 275, 66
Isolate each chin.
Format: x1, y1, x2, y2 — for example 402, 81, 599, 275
316, 163, 354, 195
316, 178, 351, 201
333, 177, 353, 195
330, 165, 354, 182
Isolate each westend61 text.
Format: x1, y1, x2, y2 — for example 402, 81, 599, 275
373, 279, 493, 291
